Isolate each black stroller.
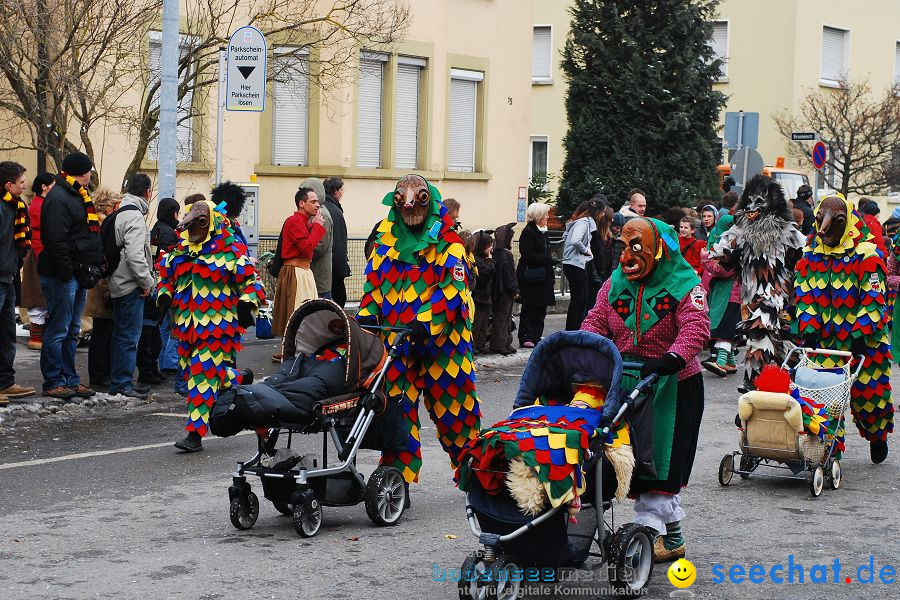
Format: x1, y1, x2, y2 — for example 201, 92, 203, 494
458, 332, 658, 599
211, 299, 411, 537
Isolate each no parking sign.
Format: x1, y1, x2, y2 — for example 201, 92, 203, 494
812, 141, 827, 170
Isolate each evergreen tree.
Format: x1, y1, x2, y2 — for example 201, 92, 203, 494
557, 0, 727, 213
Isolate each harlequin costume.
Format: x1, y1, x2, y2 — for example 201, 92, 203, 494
357, 175, 481, 484
794, 193, 893, 463
580, 217, 709, 563
157, 200, 264, 451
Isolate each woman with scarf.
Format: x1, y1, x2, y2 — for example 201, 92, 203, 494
701, 214, 741, 377
795, 193, 893, 464
581, 217, 709, 563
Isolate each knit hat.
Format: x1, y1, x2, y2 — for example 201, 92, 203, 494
61, 152, 93, 176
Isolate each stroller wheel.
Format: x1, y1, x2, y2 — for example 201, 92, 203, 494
718, 454, 734, 486
458, 551, 491, 600
489, 554, 522, 600
809, 466, 825, 497
828, 459, 842, 490
365, 466, 406, 526
292, 498, 323, 537
229, 491, 259, 530
608, 523, 653, 596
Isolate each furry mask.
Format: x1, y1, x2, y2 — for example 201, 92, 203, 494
179, 201, 211, 245
737, 174, 791, 224
815, 195, 848, 248
210, 181, 246, 220
619, 219, 658, 281
392, 174, 431, 230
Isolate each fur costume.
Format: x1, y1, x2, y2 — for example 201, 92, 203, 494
711, 175, 806, 390
357, 176, 481, 483
157, 201, 264, 436
794, 195, 893, 444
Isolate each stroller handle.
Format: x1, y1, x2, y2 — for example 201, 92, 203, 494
599, 373, 657, 437
783, 346, 865, 380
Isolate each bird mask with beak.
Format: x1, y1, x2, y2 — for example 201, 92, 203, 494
179, 200, 214, 246
815, 195, 848, 249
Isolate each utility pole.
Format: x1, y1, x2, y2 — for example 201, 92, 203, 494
158, 0, 179, 199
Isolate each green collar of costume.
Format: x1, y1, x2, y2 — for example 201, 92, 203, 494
707, 214, 734, 249
379, 180, 445, 264
609, 217, 700, 344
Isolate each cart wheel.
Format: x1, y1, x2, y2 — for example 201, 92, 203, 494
829, 459, 842, 490
292, 498, 322, 537
718, 454, 734, 486
365, 466, 406, 526
272, 499, 293, 516
607, 523, 654, 596
809, 466, 825, 497
490, 554, 523, 600
458, 550, 491, 600
229, 491, 259, 530
739, 455, 754, 479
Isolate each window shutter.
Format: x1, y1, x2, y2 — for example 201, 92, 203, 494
356, 56, 384, 168
272, 54, 309, 166
448, 73, 480, 173
711, 21, 728, 77
394, 62, 421, 169
176, 79, 194, 162
532, 26, 552, 80
821, 27, 847, 82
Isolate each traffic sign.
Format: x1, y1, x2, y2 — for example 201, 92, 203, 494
812, 141, 827, 170
226, 26, 267, 112
723, 111, 759, 150
791, 132, 816, 141
730, 146, 765, 186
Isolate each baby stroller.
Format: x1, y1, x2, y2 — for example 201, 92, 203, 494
718, 347, 862, 497
458, 331, 659, 599
211, 299, 412, 537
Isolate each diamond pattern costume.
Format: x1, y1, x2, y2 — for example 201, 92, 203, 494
357, 179, 481, 483
157, 201, 264, 436
795, 197, 893, 443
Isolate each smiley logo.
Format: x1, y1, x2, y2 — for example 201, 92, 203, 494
667, 558, 696, 588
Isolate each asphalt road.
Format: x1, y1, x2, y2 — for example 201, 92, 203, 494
1, 314, 899, 599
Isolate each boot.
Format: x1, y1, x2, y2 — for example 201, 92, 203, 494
653, 521, 685, 563
870, 439, 889, 464
723, 350, 737, 374
702, 348, 729, 377
27, 322, 43, 351
174, 431, 203, 453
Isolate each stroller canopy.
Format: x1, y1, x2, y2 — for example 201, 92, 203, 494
282, 299, 386, 389
513, 331, 625, 420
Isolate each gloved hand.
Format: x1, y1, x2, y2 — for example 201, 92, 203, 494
410, 321, 429, 346
237, 301, 256, 329
850, 336, 867, 358
640, 352, 685, 379
802, 333, 818, 349
156, 294, 172, 326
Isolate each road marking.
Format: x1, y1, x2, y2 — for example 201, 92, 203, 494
149, 412, 187, 417
0, 431, 253, 471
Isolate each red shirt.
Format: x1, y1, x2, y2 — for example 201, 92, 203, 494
679, 236, 705, 276
281, 211, 326, 261
29, 195, 45, 257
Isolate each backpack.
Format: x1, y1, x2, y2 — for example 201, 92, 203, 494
100, 204, 140, 277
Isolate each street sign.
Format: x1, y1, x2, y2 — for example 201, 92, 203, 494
723, 111, 759, 150
226, 26, 267, 112
791, 132, 817, 141
730, 146, 764, 186
812, 141, 827, 170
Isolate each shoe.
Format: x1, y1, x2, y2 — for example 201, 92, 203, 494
0, 394, 8, 406
27, 322, 43, 350
702, 359, 728, 377
870, 440, 889, 464
492, 347, 516, 356
175, 431, 203, 452
115, 388, 148, 399
133, 383, 151, 394
44, 386, 76, 399
73, 385, 96, 398
737, 384, 752, 394
137, 373, 165, 385
238, 368, 254, 385
521, 341, 535, 349
723, 363, 738, 374
0, 384, 35, 398
653, 536, 685, 563
272, 353, 283, 363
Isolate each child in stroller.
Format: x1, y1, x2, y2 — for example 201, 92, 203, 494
456, 331, 659, 599
210, 300, 412, 537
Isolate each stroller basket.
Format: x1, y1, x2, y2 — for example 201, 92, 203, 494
786, 348, 863, 420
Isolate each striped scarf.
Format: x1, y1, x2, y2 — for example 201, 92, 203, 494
62, 173, 100, 233
1, 191, 31, 249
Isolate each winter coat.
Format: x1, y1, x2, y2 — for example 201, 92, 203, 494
150, 197, 180, 262
797, 199, 814, 236
109, 193, 154, 298
678, 236, 706, 276
302, 177, 333, 294
324, 195, 350, 280
516, 221, 556, 307
38, 175, 102, 281
83, 278, 113, 319
562, 216, 596, 269
473, 255, 495, 305
0, 199, 19, 283
29, 195, 45, 257
492, 224, 518, 300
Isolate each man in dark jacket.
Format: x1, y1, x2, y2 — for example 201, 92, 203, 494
38, 152, 102, 399
795, 184, 814, 237
323, 177, 350, 306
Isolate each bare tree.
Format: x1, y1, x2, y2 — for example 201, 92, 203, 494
774, 79, 900, 197
0, 0, 161, 183
120, 0, 410, 182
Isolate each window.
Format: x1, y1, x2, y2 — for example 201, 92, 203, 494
147, 32, 195, 162
356, 52, 387, 168
394, 56, 425, 169
821, 26, 849, 85
530, 136, 548, 179
532, 26, 552, 83
448, 69, 482, 172
710, 21, 728, 79
272, 48, 310, 166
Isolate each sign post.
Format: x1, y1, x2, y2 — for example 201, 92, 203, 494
517, 187, 527, 222
226, 26, 267, 112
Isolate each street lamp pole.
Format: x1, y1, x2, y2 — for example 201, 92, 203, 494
158, 0, 179, 199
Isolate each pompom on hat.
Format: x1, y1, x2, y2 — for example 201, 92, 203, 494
61, 152, 93, 176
